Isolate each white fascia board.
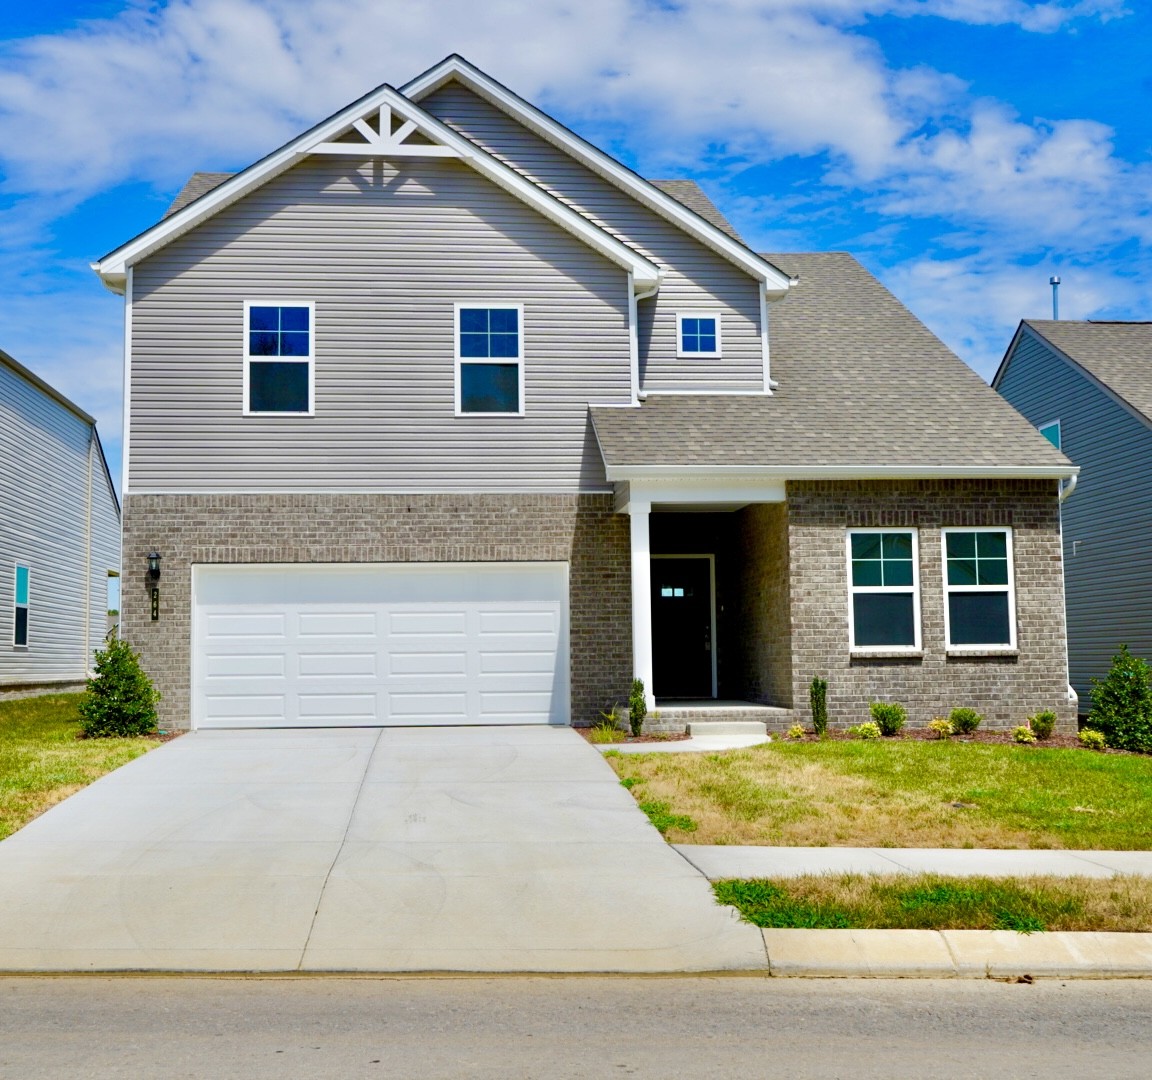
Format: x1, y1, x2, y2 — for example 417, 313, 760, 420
92, 85, 659, 292
403, 56, 793, 297
621, 477, 787, 508
604, 464, 1079, 482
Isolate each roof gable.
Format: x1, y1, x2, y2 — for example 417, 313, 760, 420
92, 80, 660, 293
402, 56, 792, 296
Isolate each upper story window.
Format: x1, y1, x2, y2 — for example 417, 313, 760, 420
847, 529, 920, 650
244, 301, 314, 415
456, 304, 523, 415
13, 564, 29, 647
1038, 420, 1061, 449
943, 528, 1016, 649
677, 311, 722, 358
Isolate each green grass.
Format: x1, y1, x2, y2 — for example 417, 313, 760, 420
0, 693, 162, 840
713, 874, 1152, 931
607, 739, 1152, 848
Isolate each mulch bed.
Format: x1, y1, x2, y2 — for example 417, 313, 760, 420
787, 728, 1134, 752
577, 729, 692, 744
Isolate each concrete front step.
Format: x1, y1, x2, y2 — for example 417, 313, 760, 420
686, 721, 769, 737
647, 702, 792, 734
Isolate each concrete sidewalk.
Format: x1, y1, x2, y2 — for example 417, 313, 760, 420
675, 845, 1152, 879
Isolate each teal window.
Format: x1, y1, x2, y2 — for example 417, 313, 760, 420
1039, 420, 1061, 449
456, 305, 523, 414
677, 312, 721, 357
245, 301, 313, 414
848, 530, 919, 649
14, 564, 29, 647
943, 529, 1015, 648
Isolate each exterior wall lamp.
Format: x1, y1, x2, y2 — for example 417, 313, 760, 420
147, 552, 162, 580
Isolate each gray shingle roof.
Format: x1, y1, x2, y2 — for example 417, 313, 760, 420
648, 180, 744, 243
591, 253, 1072, 472
1024, 320, 1152, 424
163, 172, 234, 218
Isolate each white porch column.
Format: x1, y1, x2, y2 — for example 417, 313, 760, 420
627, 498, 656, 709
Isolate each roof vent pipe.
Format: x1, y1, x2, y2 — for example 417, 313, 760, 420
1050, 276, 1061, 320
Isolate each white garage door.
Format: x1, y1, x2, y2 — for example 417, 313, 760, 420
192, 563, 569, 729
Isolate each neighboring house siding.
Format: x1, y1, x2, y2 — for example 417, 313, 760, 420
88, 442, 121, 651
130, 155, 632, 494
997, 328, 1152, 701
0, 364, 117, 685
421, 83, 766, 392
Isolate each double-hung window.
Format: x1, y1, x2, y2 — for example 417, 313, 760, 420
244, 301, 314, 414
676, 311, 721, 358
456, 304, 523, 415
847, 529, 920, 650
13, 564, 29, 647
943, 528, 1016, 649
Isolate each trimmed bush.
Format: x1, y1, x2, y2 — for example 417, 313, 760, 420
78, 638, 160, 738
869, 701, 906, 737
928, 717, 953, 739
1078, 728, 1106, 750
949, 708, 983, 735
786, 723, 806, 740
848, 721, 882, 740
1029, 710, 1057, 741
1013, 725, 1037, 745
628, 678, 647, 738
1089, 645, 1152, 753
810, 676, 828, 737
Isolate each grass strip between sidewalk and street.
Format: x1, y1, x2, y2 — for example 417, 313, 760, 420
0, 693, 162, 840
714, 873, 1152, 931
606, 739, 1152, 849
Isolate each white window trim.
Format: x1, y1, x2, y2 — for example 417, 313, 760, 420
676, 310, 723, 359
846, 528, 921, 652
454, 302, 525, 417
13, 562, 29, 648
941, 526, 1017, 651
242, 299, 316, 417
1038, 419, 1061, 450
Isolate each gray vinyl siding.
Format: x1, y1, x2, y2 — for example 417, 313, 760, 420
997, 327, 1152, 702
130, 155, 632, 493
422, 83, 765, 392
0, 363, 121, 685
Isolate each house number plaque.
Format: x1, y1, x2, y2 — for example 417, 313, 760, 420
151, 587, 160, 621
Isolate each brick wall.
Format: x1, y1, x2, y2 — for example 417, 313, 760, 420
786, 479, 1075, 732
121, 493, 631, 730
736, 503, 793, 709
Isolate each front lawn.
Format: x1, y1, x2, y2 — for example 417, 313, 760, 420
713, 874, 1152, 931
606, 739, 1152, 849
0, 693, 162, 840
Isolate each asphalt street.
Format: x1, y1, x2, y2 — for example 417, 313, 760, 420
3, 976, 1151, 1078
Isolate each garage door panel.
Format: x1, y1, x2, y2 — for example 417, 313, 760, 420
297, 693, 378, 723
205, 654, 286, 678
388, 692, 469, 721
206, 612, 286, 639
479, 610, 558, 634
298, 611, 378, 638
389, 611, 468, 635
388, 651, 468, 676
479, 651, 556, 674
297, 652, 377, 677
203, 694, 288, 723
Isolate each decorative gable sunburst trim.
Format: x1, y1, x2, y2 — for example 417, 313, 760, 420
92, 84, 661, 294
403, 55, 794, 298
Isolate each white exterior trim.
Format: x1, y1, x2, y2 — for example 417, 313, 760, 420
402, 56, 793, 296
941, 526, 1018, 651
605, 464, 1079, 482
92, 84, 660, 293
453, 301, 525, 417
652, 553, 718, 698
242, 300, 316, 417
675, 310, 722, 359
846, 528, 922, 654
615, 477, 786, 513
122, 267, 133, 494
626, 500, 655, 709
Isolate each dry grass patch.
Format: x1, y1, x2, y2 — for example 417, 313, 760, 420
606, 740, 1152, 849
0, 693, 162, 840
714, 874, 1152, 932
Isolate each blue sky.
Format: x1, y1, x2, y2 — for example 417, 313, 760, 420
1, 1, 1148, 490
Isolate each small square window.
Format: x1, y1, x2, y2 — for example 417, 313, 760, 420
676, 312, 722, 357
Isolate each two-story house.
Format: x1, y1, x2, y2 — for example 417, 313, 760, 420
995, 319, 1152, 706
93, 55, 1077, 733
1, 348, 121, 697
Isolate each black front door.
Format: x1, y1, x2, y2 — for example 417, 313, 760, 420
651, 557, 714, 698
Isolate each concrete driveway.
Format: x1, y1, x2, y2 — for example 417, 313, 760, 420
0, 727, 764, 972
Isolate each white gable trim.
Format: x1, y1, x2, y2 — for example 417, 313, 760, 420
92, 84, 660, 294
403, 55, 794, 298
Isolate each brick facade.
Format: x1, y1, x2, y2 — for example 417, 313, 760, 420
121, 493, 632, 730
736, 503, 793, 709
786, 479, 1075, 732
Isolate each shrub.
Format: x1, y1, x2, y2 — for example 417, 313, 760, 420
869, 701, 906, 737
786, 723, 806, 740
1013, 725, 1037, 745
949, 708, 983, 735
928, 717, 953, 739
589, 722, 626, 744
1089, 645, 1152, 753
628, 678, 647, 738
809, 676, 828, 737
848, 721, 882, 740
1029, 710, 1057, 740
1078, 728, 1106, 750
77, 637, 160, 738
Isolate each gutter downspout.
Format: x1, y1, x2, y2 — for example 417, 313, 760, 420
1059, 473, 1077, 503
84, 430, 94, 674
632, 280, 660, 402
1057, 471, 1078, 709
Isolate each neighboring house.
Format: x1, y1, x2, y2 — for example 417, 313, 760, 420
92, 55, 1077, 733
995, 320, 1152, 706
0, 349, 121, 698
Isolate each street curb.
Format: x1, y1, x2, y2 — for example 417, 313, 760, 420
761, 929, 1152, 979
